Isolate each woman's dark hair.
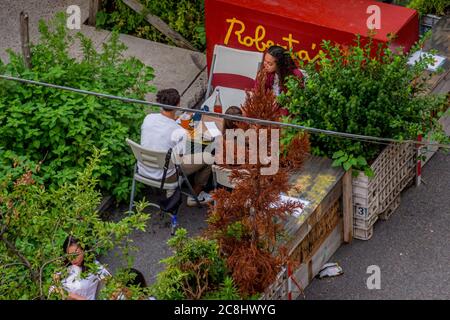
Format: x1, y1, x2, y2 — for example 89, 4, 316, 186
266, 45, 297, 84
125, 268, 147, 288
224, 106, 242, 130
62, 235, 86, 271
156, 88, 181, 111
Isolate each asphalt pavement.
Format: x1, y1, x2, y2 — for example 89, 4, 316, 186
303, 150, 450, 300
99, 189, 208, 286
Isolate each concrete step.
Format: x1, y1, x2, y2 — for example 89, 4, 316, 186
0, 0, 206, 109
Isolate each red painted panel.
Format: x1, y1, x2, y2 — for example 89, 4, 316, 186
212, 74, 256, 91
205, 0, 419, 71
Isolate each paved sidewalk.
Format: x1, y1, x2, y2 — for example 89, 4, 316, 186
0, 0, 89, 62
0, 0, 206, 108
303, 150, 450, 300
99, 191, 208, 286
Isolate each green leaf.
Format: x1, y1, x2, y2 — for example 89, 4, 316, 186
349, 157, 358, 167
364, 167, 375, 178
356, 156, 368, 166
332, 159, 342, 167
343, 162, 352, 171
332, 150, 345, 159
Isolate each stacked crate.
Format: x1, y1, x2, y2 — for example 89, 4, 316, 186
352, 143, 416, 240
353, 173, 379, 240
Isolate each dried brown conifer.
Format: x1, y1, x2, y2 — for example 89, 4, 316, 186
205, 70, 310, 297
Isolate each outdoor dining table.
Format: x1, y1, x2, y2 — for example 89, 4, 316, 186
183, 122, 215, 155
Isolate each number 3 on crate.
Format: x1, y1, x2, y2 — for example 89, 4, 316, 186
356, 206, 368, 218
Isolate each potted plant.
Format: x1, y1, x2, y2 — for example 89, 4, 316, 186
280, 35, 448, 239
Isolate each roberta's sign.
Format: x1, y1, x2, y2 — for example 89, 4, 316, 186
205, 0, 419, 69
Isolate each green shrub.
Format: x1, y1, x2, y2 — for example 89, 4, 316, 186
0, 13, 155, 201
391, 0, 413, 6
203, 276, 241, 300
408, 0, 449, 15
0, 148, 149, 300
280, 35, 448, 175
97, 268, 152, 300
149, 228, 230, 300
97, 0, 205, 51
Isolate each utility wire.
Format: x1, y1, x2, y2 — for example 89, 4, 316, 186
0, 74, 449, 149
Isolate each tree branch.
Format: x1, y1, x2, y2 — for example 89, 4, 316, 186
1, 234, 39, 281
1, 262, 28, 269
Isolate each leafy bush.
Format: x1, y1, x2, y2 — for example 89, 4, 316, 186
203, 276, 241, 300
97, 0, 205, 50
408, 0, 449, 15
149, 228, 230, 300
0, 149, 149, 300
279, 35, 447, 175
0, 13, 155, 201
97, 268, 151, 300
390, 0, 413, 6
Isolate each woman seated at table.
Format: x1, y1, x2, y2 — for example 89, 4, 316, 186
255, 45, 304, 115
257, 45, 304, 94
224, 106, 243, 130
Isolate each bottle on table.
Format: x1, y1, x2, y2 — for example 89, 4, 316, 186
213, 88, 223, 114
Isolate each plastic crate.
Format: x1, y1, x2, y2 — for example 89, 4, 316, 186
352, 143, 415, 240
379, 195, 401, 221
354, 225, 374, 241
352, 143, 415, 213
354, 207, 378, 229
261, 267, 287, 300
354, 205, 374, 219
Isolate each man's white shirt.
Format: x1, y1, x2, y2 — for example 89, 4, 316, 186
139, 113, 186, 180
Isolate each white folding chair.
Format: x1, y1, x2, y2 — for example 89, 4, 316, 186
126, 139, 201, 233
205, 45, 264, 98
212, 164, 236, 189
212, 165, 252, 210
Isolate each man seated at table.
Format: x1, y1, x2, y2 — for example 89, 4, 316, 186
139, 88, 213, 206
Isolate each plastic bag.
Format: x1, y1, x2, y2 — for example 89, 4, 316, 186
317, 262, 344, 279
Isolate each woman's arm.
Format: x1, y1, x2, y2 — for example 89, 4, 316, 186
67, 292, 88, 300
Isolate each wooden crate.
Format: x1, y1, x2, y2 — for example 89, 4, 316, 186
262, 156, 345, 300
354, 202, 378, 221
261, 220, 344, 300
289, 200, 341, 265
262, 198, 342, 299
